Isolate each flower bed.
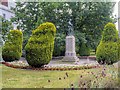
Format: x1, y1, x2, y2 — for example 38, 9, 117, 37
1, 61, 101, 71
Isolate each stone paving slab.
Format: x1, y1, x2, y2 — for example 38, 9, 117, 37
19, 57, 99, 67
46, 59, 99, 67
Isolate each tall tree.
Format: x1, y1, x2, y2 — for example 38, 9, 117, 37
1, 16, 13, 41
11, 2, 115, 52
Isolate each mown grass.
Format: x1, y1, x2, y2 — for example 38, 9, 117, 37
1, 64, 119, 88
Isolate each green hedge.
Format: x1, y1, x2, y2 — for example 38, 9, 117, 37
79, 42, 90, 56
96, 42, 118, 64
96, 23, 119, 64
25, 22, 56, 67
2, 30, 23, 62
118, 39, 120, 60
53, 33, 65, 56
102, 23, 118, 42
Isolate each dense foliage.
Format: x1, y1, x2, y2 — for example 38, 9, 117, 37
25, 22, 56, 67
11, 2, 115, 52
1, 16, 13, 41
0, 34, 4, 61
96, 23, 119, 64
79, 42, 90, 56
118, 39, 120, 60
2, 30, 23, 62
53, 33, 65, 56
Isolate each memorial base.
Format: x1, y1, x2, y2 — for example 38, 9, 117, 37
62, 56, 79, 62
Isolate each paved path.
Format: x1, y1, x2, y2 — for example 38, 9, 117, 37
19, 57, 99, 67
47, 59, 99, 67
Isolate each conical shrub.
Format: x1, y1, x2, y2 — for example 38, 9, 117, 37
96, 23, 119, 64
25, 22, 56, 67
2, 30, 23, 62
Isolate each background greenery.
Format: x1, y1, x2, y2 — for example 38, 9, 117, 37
1, 16, 13, 41
10, 2, 115, 56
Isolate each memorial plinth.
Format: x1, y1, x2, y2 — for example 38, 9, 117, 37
62, 35, 79, 62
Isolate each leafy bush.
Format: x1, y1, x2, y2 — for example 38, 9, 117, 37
118, 38, 120, 60
1, 16, 13, 41
96, 23, 119, 64
2, 30, 23, 62
102, 23, 118, 42
96, 42, 118, 64
25, 22, 56, 67
53, 33, 65, 56
79, 42, 90, 56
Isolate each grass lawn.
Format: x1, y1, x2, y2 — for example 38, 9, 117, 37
1, 64, 119, 88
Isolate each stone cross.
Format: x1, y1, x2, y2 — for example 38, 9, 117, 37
62, 35, 79, 62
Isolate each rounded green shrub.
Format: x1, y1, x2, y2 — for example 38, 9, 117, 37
2, 30, 23, 62
101, 23, 118, 42
96, 23, 119, 64
118, 38, 120, 60
79, 42, 90, 56
25, 22, 56, 67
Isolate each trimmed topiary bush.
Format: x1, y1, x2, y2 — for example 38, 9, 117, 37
118, 38, 120, 60
2, 30, 23, 62
25, 22, 56, 67
96, 23, 119, 64
79, 42, 90, 56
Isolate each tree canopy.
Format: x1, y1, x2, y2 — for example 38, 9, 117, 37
1, 16, 13, 41
11, 2, 115, 55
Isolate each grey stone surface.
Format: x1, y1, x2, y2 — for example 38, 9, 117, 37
62, 35, 79, 62
46, 59, 99, 67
